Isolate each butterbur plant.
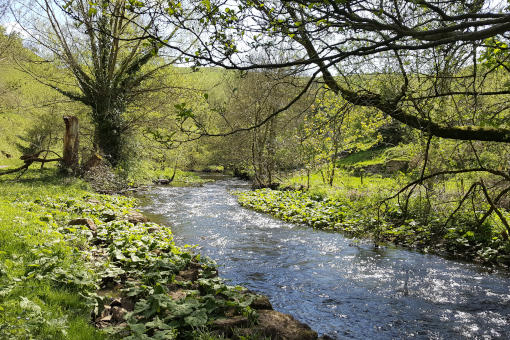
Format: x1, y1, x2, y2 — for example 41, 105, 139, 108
1, 174, 267, 339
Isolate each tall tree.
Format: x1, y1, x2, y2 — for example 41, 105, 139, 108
304, 89, 388, 186
134, 0, 510, 223
15, 0, 187, 165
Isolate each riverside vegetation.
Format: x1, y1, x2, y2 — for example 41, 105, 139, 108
3, 1, 510, 337
0, 169, 319, 340
236, 150, 510, 268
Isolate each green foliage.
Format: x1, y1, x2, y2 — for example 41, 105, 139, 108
69, 218, 258, 339
0, 170, 104, 339
116, 159, 210, 187
15, 111, 63, 155
0, 44, 75, 164
201, 70, 309, 186
236, 188, 378, 237
298, 88, 390, 185
336, 148, 387, 168
3, 6, 510, 275
480, 37, 510, 73
0, 168, 262, 339
237, 167, 510, 267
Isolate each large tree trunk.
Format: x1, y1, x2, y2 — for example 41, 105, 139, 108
63, 115, 79, 173
93, 106, 124, 166
95, 121, 122, 166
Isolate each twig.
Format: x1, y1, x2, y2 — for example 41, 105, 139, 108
382, 167, 510, 204
443, 182, 479, 229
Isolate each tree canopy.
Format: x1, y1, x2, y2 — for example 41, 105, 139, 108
12, 0, 196, 164
130, 0, 510, 144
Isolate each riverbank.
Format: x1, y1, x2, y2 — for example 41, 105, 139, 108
236, 180, 510, 268
137, 177, 510, 339
0, 169, 327, 339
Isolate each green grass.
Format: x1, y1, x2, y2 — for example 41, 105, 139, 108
0, 56, 72, 170
0, 169, 105, 339
282, 168, 404, 199
336, 147, 387, 168
0, 168, 268, 339
335, 145, 414, 172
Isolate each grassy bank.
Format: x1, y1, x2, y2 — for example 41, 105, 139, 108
0, 169, 271, 339
0, 169, 105, 339
236, 169, 510, 268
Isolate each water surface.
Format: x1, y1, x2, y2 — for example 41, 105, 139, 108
138, 178, 510, 339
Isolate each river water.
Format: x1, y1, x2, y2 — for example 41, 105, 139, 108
137, 177, 510, 339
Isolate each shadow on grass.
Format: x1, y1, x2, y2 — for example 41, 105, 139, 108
0, 167, 89, 190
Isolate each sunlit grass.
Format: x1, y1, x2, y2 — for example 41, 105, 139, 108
0, 168, 260, 339
283, 168, 404, 199
0, 169, 102, 340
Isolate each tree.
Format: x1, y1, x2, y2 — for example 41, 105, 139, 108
205, 68, 309, 187
133, 0, 510, 144
14, 0, 188, 165
303, 88, 388, 186
136, 0, 510, 228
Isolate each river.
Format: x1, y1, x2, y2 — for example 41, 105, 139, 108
137, 177, 510, 339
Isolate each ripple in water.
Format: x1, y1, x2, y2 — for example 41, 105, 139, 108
138, 178, 510, 339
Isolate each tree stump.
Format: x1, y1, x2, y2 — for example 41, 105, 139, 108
63, 116, 79, 172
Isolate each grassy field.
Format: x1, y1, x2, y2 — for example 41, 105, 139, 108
283, 168, 404, 198
0, 169, 106, 339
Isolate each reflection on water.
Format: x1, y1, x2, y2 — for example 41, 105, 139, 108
138, 179, 510, 339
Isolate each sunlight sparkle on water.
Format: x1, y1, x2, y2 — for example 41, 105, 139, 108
138, 179, 510, 340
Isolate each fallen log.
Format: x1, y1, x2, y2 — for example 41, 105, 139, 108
0, 150, 62, 177
1, 116, 78, 178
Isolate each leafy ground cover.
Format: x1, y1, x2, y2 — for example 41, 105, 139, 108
0, 170, 105, 339
0, 169, 274, 339
236, 178, 510, 267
